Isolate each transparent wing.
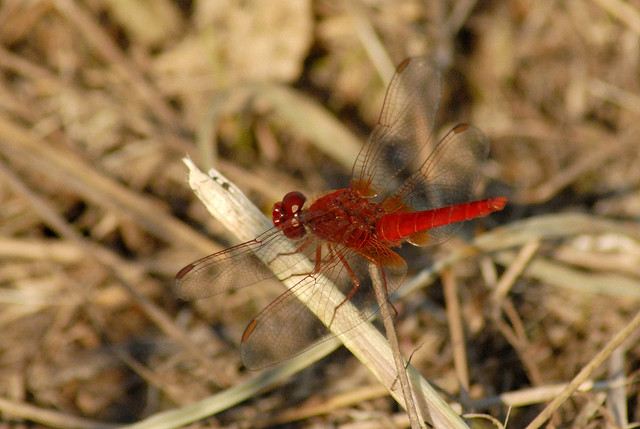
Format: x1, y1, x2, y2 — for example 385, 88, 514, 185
174, 227, 309, 300
241, 241, 407, 369
175, 222, 408, 370
384, 124, 490, 245
350, 57, 441, 200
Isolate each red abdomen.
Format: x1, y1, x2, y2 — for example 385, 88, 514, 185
376, 197, 507, 243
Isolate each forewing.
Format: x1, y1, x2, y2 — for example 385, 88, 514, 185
385, 124, 490, 246
351, 57, 441, 200
241, 243, 407, 369
174, 227, 310, 300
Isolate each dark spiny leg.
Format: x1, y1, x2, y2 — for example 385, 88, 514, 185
327, 244, 361, 328
268, 236, 316, 281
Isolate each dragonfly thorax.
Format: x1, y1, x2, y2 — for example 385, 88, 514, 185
305, 189, 386, 249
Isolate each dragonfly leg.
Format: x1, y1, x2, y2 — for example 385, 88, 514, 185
267, 236, 318, 281
266, 236, 314, 264
326, 244, 362, 328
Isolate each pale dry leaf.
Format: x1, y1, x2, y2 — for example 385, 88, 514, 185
192, 0, 312, 83
103, 0, 183, 46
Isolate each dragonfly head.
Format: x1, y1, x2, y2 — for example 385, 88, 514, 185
272, 191, 307, 238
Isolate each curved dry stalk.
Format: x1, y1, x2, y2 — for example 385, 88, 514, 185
369, 263, 424, 428
524, 308, 640, 429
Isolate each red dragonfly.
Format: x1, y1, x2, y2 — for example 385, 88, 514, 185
176, 57, 506, 369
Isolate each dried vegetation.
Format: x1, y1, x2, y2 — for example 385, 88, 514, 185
0, 0, 639, 428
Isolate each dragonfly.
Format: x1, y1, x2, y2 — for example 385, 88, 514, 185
176, 57, 507, 370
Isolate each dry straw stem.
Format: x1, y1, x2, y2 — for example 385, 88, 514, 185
150, 158, 470, 429
524, 309, 640, 429
368, 263, 423, 429
442, 268, 471, 407
0, 396, 115, 429
468, 377, 632, 410
0, 116, 232, 384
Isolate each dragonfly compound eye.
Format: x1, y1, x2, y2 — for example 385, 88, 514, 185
272, 192, 308, 238
282, 191, 306, 215
272, 201, 286, 227
272, 191, 306, 238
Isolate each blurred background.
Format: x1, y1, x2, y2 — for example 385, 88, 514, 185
0, 0, 639, 427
